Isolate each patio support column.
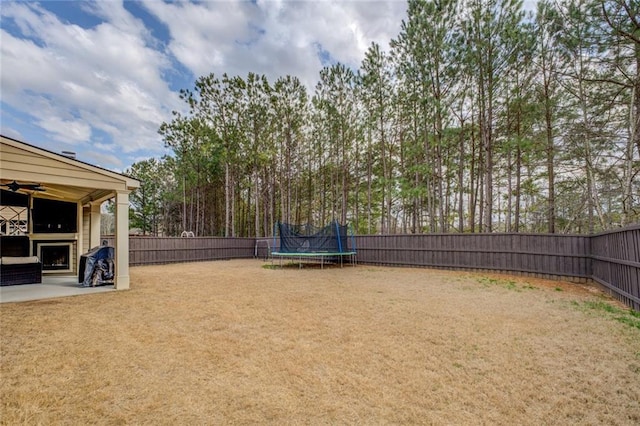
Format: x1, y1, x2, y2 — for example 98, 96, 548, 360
114, 190, 130, 290
89, 202, 102, 248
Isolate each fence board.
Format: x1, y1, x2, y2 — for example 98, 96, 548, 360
102, 236, 255, 266
354, 233, 591, 280
590, 226, 640, 311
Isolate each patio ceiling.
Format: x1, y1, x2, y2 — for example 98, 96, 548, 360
0, 180, 114, 205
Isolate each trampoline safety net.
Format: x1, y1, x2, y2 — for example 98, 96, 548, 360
274, 221, 354, 254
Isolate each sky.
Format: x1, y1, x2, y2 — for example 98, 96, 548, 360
1, 0, 538, 173
1, 0, 410, 172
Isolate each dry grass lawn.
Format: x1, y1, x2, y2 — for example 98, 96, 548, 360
1, 259, 639, 425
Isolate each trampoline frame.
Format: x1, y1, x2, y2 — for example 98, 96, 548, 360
270, 251, 357, 269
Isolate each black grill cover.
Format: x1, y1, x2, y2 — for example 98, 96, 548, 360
79, 246, 115, 287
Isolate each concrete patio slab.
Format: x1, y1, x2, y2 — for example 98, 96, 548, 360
0, 275, 115, 303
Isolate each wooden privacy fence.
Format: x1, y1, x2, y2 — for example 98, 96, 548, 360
354, 233, 591, 281
103, 225, 639, 310
589, 225, 640, 311
103, 236, 255, 265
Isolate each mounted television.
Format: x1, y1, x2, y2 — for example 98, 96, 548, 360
1, 189, 29, 207
32, 198, 77, 233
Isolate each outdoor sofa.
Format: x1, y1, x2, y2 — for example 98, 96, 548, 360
0, 256, 42, 286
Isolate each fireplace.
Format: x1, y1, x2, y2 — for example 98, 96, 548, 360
37, 242, 74, 273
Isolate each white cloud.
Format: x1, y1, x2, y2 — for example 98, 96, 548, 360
140, 0, 256, 76
0, 1, 179, 159
36, 114, 92, 144
83, 151, 124, 170
523, 0, 538, 12
0, 127, 24, 141
141, 0, 406, 91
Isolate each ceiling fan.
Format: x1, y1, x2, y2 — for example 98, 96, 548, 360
1, 180, 46, 192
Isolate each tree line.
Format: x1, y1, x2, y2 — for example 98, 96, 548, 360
126, 0, 639, 237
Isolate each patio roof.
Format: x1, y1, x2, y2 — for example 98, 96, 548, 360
0, 135, 139, 204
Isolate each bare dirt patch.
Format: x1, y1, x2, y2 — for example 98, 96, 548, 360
1, 260, 639, 424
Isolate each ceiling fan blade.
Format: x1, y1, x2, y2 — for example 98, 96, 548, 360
1, 181, 46, 192
1, 181, 21, 192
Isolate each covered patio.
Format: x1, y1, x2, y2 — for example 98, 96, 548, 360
0, 275, 115, 303
0, 135, 139, 298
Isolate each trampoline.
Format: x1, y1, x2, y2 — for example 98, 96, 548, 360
271, 221, 357, 268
